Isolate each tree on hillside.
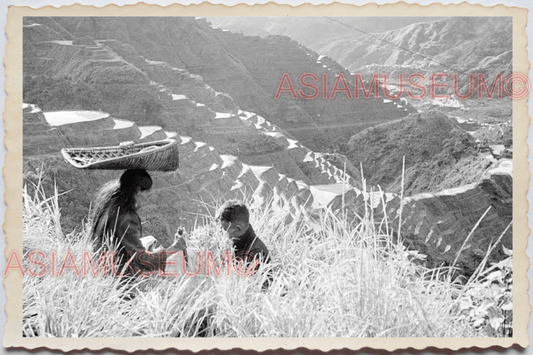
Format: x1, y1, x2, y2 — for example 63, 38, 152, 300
23, 76, 76, 111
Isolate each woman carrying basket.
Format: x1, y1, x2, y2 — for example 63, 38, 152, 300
91, 169, 186, 276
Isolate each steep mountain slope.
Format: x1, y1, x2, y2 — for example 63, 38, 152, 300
339, 17, 512, 72
207, 16, 443, 55
22, 17, 512, 277
22, 103, 359, 243
207, 17, 511, 79
23, 102, 512, 277
203, 16, 513, 123
23, 17, 409, 150
346, 111, 501, 195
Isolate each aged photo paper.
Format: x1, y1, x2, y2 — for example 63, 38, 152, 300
3, 1, 530, 352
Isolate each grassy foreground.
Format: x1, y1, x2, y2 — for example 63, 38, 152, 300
22, 181, 512, 337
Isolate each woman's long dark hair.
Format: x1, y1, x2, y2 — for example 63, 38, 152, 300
91, 169, 152, 250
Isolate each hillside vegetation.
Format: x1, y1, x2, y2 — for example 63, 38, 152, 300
345, 111, 493, 195
23, 77, 166, 127
22, 177, 512, 337
21, 16, 515, 339
23, 16, 408, 153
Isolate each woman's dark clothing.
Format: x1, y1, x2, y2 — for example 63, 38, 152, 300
92, 206, 163, 275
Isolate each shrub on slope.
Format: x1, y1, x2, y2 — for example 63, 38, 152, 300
387, 153, 493, 195
23, 76, 165, 125
346, 111, 486, 194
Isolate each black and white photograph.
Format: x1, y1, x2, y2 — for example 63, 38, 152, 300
9, 2, 528, 348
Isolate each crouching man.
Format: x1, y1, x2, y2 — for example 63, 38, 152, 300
217, 200, 273, 290
165, 200, 273, 290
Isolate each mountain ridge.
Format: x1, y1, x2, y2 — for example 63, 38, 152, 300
208, 16, 512, 79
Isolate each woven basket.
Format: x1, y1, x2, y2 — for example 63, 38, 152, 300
61, 138, 179, 172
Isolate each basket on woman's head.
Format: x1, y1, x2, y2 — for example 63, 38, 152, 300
61, 138, 179, 172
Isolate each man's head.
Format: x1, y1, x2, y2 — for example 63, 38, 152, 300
217, 200, 250, 241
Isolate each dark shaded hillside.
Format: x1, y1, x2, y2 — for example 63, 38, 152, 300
212, 31, 406, 129
49, 17, 272, 114
23, 16, 408, 150
201, 16, 513, 118
23, 17, 241, 132
22, 102, 357, 237
346, 111, 495, 195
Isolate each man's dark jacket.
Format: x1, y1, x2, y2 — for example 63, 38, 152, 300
233, 225, 272, 289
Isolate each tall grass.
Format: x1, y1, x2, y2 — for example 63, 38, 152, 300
23, 179, 510, 338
